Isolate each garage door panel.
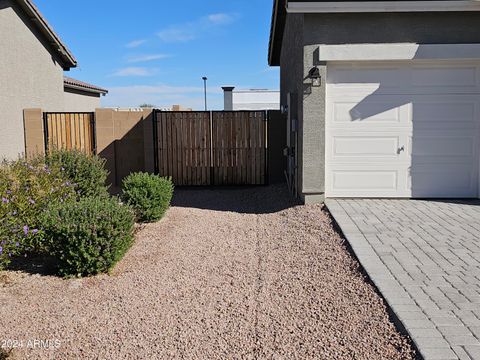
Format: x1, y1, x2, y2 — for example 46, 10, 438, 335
411, 66, 477, 88
333, 170, 397, 191
327, 165, 410, 197
330, 95, 411, 126
412, 98, 478, 130
410, 136, 476, 158
328, 63, 480, 95
326, 61, 480, 199
333, 136, 399, 157
330, 132, 410, 164
331, 96, 478, 129
332, 101, 403, 124
408, 164, 477, 198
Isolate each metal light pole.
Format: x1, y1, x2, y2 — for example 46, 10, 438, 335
202, 76, 208, 111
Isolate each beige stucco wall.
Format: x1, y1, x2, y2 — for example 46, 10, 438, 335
64, 89, 101, 112
0, 0, 65, 159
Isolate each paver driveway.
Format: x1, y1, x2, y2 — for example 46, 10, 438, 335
326, 199, 480, 360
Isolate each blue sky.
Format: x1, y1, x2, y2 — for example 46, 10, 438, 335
35, 0, 279, 110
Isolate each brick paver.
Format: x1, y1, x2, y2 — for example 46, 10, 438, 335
326, 199, 480, 360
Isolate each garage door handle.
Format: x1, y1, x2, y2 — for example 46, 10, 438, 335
398, 146, 405, 154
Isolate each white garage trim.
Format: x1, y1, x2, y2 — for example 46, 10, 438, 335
288, 1, 480, 13
317, 44, 480, 62
325, 61, 480, 199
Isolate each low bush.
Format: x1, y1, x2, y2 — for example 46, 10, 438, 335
121, 173, 174, 222
40, 196, 135, 277
45, 149, 109, 198
0, 159, 75, 269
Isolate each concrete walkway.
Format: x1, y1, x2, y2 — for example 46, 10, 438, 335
326, 199, 480, 360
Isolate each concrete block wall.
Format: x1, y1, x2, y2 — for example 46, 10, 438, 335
23, 108, 155, 193
94, 108, 154, 192
23, 108, 45, 159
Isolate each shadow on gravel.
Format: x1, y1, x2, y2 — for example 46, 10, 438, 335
0, 348, 12, 360
172, 183, 302, 214
7, 254, 60, 277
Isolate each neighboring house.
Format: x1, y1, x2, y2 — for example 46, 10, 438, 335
64, 77, 108, 113
269, 0, 480, 203
170, 105, 193, 111
0, 0, 107, 159
222, 87, 280, 110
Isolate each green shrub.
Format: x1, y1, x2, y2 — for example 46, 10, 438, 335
40, 196, 135, 277
0, 158, 76, 268
121, 173, 173, 222
45, 149, 109, 198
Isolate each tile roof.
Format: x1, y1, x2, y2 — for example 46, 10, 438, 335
64, 77, 108, 95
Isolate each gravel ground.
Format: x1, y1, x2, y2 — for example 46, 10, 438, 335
0, 185, 414, 359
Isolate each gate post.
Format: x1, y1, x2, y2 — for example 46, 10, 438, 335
23, 108, 45, 159
209, 110, 214, 185
152, 109, 159, 175
90, 112, 97, 155
265, 110, 269, 186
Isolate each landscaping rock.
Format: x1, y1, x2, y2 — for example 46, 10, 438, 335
0, 185, 414, 359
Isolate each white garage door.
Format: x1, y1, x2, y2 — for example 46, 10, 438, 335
326, 62, 480, 198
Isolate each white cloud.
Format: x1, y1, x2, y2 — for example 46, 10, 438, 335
157, 13, 236, 43
127, 54, 170, 63
111, 67, 155, 77
207, 13, 234, 25
125, 39, 147, 48
157, 28, 196, 43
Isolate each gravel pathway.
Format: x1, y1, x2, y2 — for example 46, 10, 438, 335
1, 185, 414, 359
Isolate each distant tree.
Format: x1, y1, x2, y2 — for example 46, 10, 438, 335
139, 104, 156, 108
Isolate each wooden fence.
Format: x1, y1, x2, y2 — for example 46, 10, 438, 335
155, 112, 211, 186
154, 111, 267, 186
44, 112, 95, 154
212, 111, 266, 185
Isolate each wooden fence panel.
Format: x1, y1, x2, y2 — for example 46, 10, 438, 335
154, 111, 267, 186
155, 111, 211, 186
44, 112, 95, 155
211, 111, 267, 186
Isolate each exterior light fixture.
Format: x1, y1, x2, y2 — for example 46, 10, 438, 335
308, 66, 321, 87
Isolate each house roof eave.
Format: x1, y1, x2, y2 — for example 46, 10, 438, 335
15, 0, 77, 70
64, 77, 108, 95
268, 0, 285, 66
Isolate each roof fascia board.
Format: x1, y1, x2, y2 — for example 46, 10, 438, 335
268, 0, 282, 65
64, 83, 108, 95
288, 1, 480, 13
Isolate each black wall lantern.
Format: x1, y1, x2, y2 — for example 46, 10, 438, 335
308, 66, 321, 87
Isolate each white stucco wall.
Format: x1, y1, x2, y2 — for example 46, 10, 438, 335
64, 89, 101, 112
0, 0, 65, 159
232, 90, 280, 111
